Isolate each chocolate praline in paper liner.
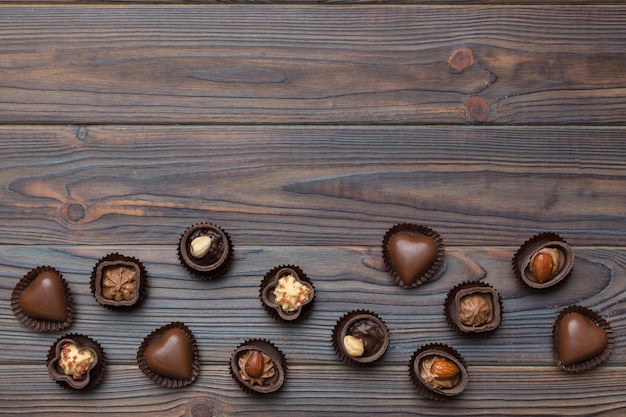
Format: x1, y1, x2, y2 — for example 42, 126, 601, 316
512, 232, 574, 289
260, 264, 315, 322
444, 280, 502, 336
11, 265, 73, 332
331, 310, 389, 367
137, 321, 200, 388
47, 333, 105, 391
177, 223, 233, 279
408, 343, 468, 401
229, 339, 287, 396
382, 223, 445, 288
552, 305, 614, 373
90, 253, 147, 311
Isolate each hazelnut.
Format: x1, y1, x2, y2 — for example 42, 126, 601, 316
189, 236, 213, 258
244, 350, 265, 379
343, 335, 364, 357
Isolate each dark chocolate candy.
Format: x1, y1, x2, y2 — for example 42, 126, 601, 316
230, 339, 287, 395
409, 343, 468, 400
513, 232, 574, 289
260, 265, 315, 322
178, 223, 232, 279
91, 253, 146, 310
444, 281, 501, 335
47, 334, 105, 391
332, 310, 389, 366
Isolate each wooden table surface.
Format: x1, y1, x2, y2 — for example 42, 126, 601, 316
1, 2, 626, 416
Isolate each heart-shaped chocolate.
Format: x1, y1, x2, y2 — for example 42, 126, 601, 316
388, 233, 438, 286
145, 328, 193, 380
19, 271, 68, 322
557, 312, 607, 366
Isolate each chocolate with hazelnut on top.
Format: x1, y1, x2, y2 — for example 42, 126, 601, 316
178, 223, 232, 279
512, 232, 574, 289
332, 310, 389, 366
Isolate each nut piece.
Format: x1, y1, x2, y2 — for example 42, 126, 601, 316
244, 350, 265, 379
430, 358, 460, 379
529, 247, 561, 284
190, 236, 213, 258
58, 343, 95, 380
343, 335, 365, 357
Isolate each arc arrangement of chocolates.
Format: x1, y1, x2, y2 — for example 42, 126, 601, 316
10, 222, 614, 399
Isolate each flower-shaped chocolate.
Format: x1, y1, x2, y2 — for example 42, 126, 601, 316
91, 253, 146, 310
47, 334, 105, 390
102, 264, 137, 302
260, 265, 315, 322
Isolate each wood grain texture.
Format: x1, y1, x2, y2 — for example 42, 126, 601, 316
1, 5, 626, 124
1, 245, 626, 415
0, 125, 625, 247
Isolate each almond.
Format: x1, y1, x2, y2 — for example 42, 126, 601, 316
430, 358, 460, 379
244, 350, 265, 378
531, 252, 554, 284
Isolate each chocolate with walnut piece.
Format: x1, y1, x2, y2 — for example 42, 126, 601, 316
178, 223, 233, 279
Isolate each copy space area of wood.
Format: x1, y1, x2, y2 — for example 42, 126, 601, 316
1, 2, 626, 417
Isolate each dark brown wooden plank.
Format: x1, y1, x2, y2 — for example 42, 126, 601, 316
1, 5, 625, 124
1, 125, 625, 246
1, 365, 626, 416
1, 245, 625, 365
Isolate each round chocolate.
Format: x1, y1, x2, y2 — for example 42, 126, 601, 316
11, 266, 73, 332
382, 223, 445, 288
91, 253, 146, 310
512, 232, 574, 289
137, 322, 199, 388
552, 305, 613, 372
409, 343, 468, 400
230, 339, 287, 395
332, 310, 389, 366
260, 265, 315, 322
444, 281, 502, 335
47, 334, 105, 391
178, 223, 232, 279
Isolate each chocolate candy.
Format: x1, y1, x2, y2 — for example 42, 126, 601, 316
11, 266, 73, 332
137, 322, 199, 388
409, 343, 468, 400
230, 339, 287, 395
178, 223, 233, 279
553, 305, 613, 372
47, 334, 105, 390
513, 232, 574, 289
91, 253, 146, 310
444, 281, 502, 335
332, 310, 389, 366
260, 265, 315, 322
382, 223, 445, 288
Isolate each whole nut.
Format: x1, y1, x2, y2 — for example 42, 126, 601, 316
189, 236, 213, 258
530, 248, 560, 284
430, 358, 460, 379
343, 335, 364, 357
244, 350, 265, 379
